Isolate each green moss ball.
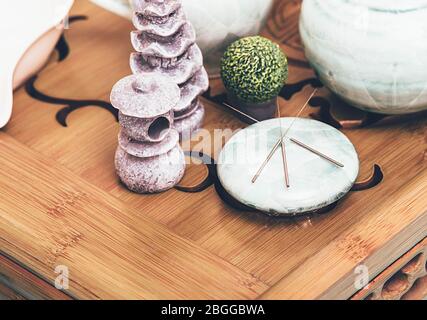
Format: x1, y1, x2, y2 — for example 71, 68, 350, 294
221, 36, 288, 104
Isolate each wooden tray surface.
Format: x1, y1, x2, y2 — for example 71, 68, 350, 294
0, 0, 426, 299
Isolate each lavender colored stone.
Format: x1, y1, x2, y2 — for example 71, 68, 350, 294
133, 7, 186, 37
175, 100, 205, 138
175, 67, 209, 112
131, 0, 181, 18
174, 98, 197, 120
118, 129, 180, 158
130, 0, 209, 138
131, 22, 196, 59
130, 44, 203, 82
119, 112, 173, 142
110, 73, 186, 194
115, 144, 186, 194
110, 74, 180, 118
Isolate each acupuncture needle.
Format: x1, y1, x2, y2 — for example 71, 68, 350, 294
223, 101, 290, 187
277, 104, 290, 188
223, 91, 344, 178
251, 88, 318, 183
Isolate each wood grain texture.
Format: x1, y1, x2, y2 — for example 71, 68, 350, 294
0, 0, 426, 299
0, 253, 70, 300
260, 171, 427, 299
0, 133, 267, 299
352, 238, 427, 300
0, 284, 25, 300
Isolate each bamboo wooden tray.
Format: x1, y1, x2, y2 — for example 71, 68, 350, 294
0, 0, 426, 300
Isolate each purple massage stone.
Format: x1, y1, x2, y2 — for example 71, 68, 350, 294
129, 0, 209, 139
175, 67, 209, 113
115, 144, 186, 194
131, 22, 196, 59
175, 100, 205, 139
133, 7, 185, 38
110, 73, 186, 194
110, 74, 180, 118
131, 0, 181, 18
118, 129, 180, 158
118, 111, 173, 142
130, 44, 203, 82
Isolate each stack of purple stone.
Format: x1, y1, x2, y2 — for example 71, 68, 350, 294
130, 0, 209, 138
111, 75, 186, 194
110, 0, 213, 194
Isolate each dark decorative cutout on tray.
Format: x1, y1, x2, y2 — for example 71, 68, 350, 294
56, 16, 88, 61
309, 96, 387, 129
55, 35, 70, 62
175, 151, 216, 193
175, 151, 257, 211
351, 164, 384, 192
25, 15, 118, 127
25, 76, 118, 127
68, 15, 88, 23
280, 78, 322, 100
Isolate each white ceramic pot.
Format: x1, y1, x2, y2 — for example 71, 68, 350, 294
0, 0, 74, 128
92, 0, 274, 77
300, 0, 427, 115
